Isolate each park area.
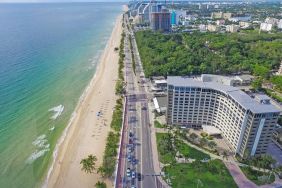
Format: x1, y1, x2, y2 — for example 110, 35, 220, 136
156, 133, 237, 187
156, 133, 210, 164
240, 166, 275, 185
163, 160, 238, 188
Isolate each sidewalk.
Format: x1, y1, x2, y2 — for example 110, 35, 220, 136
225, 162, 258, 188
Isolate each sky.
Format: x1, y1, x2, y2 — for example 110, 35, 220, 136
0, 0, 126, 2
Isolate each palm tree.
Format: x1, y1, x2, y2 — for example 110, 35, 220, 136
207, 141, 217, 150
222, 151, 228, 161
199, 137, 208, 147
190, 133, 198, 142
80, 154, 97, 173
243, 149, 251, 160
95, 181, 107, 188
97, 166, 106, 177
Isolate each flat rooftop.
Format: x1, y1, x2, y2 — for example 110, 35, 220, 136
167, 76, 281, 114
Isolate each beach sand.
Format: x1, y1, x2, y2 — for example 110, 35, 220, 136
45, 14, 123, 188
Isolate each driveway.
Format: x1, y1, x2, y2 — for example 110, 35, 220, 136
267, 141, 282, 165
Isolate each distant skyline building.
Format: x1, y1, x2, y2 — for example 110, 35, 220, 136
151, 8, 171, 32
167, 76, 280, 157
171, 10, 176, 25
211, 12, 232, 20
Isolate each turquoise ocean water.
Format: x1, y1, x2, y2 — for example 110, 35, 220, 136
0, 3, 122, 187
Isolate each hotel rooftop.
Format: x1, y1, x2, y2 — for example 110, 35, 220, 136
167, 76, 281, 114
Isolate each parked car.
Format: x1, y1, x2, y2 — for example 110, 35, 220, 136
126, 168, 131, 177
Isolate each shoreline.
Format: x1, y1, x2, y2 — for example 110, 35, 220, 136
43, 13, 123, 188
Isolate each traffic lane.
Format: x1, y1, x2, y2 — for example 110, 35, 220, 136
124, 102, 138, 187
129, 103, 138, 187
132, 103, 142, 188
140, 102, 156, 188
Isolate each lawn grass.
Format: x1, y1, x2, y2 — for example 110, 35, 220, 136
154, 120, 166, 128
156, 133, 176, 164
164, 160, 238, 188
175, 139, 210, 160
240, 166, 275, 185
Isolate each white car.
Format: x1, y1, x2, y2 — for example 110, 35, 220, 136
131, 171, 136, 179
126, 168, 131, 177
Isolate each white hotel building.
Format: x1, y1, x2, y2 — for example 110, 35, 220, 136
167, 76, 281, 157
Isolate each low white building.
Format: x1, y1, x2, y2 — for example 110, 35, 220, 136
226, 24, 239, 33
216, 19, 225, 26
260, 23, 273, 32
239, 21, 251, 28
182, 20, 189, 26
207, 24, 219, 32
265, 17, 279, 25
278, 19, 282, 29
199, 24, 207, 31
153, 97, 167, 113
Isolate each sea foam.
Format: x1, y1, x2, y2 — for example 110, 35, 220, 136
48, 105, 64, 120
26, 134, 50, 164
26, 149, 50, 164
32, 134, 47, 148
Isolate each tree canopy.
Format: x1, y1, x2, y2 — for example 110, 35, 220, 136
135, 31, 282, 78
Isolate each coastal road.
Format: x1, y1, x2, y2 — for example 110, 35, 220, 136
116, 14, 166, 188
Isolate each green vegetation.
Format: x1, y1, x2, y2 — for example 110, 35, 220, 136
176, 129, 218, 155
95, 181, 107, 188
110, 98, 123, 132
156, 133, 176, 164
135, 30, 282, 78
240, 166, 275, 185
264, 89, 282, 103
175, 139, 210, 160
164, 159, 238, 188
154, 120, 166, 128
270, 75, 282, 91
100, 90, 123, 176
98, 131, 120, 177
80, 154, 97, 174
115, 31, 125, 95
239, 153, 277, 171
156, 133, 210, 164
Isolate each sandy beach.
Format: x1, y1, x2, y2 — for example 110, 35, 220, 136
44, 13, 123, 188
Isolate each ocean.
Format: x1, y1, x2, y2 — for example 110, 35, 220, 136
0, 3, 122, 187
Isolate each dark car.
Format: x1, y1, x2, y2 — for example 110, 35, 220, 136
132, 157, 137, 165
129, 131, 134, 137
127, 155, 132, 162
137, 173, 142, 181
131, 178, 135, 186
